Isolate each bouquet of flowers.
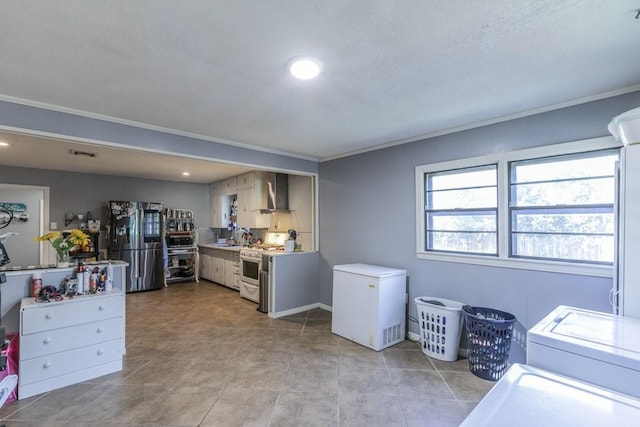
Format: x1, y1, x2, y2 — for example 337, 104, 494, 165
35, 229, 90, 267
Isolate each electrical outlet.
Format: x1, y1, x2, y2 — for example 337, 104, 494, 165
50, 222, 57, 230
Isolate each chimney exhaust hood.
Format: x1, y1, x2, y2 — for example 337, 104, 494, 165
260, 172, 291, 214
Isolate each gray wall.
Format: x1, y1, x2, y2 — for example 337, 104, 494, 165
318, 91, 640, 360
0, 165, 209, 249
0, 99, 318, 175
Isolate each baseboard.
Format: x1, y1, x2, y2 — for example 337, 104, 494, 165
407, 332, 420, 342
318, 303, 332, 312
270, 303, 322, 319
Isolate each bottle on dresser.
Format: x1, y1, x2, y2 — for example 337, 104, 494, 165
31, 273, 42, 298
76, 263, 84, 295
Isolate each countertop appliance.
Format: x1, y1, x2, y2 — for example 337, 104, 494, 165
527, 305, 640, 398
460, 363, 640, 426
108, 201, 164, 292
331, 263, 407, 351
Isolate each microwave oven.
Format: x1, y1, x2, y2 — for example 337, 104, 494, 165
167, 233, 194, 247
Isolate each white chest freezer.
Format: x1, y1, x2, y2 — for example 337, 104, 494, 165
527, 305, 640, 398
460, 364, 640, 427
331, 263, 407, 351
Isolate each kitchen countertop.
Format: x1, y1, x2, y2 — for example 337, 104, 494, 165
198, 244, 242, 252
198, 243, 313, 255
0, 260, 128, 275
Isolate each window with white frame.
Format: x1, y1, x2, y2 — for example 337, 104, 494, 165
415, 137, 620, 276
509, 150, 618, 264
425, 164, 498, 255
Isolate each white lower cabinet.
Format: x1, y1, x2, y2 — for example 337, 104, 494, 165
199, 249, 213, 281
224, 252, 236, 289
19, 292, 124, 399
211, 255, 225, 284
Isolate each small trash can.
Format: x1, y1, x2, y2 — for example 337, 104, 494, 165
462, 305, 516, 381
415, 297, 465, 362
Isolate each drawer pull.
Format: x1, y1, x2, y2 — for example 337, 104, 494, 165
43, 362, 51, 369
98, 305, 105, 311
45, 313, 53, 319
97, 349, 104, 356
43, 337, 51, 344
97, 327, 104, 333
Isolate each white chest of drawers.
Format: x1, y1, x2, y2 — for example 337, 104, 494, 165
19, 291, 125, 399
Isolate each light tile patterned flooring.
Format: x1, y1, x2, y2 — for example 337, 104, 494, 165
0, 282, 495, 426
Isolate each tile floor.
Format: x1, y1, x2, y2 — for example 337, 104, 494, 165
0, 281, 495, 426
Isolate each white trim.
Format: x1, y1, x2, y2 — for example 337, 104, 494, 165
269, 302, 322, 319
415, 136, 621, 276
497, 158, 510, 258
0, 94, 319, 162
318, 303, 332, 312
416, 251, 613, 278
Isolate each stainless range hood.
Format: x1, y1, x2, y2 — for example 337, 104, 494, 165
260, 172, 290, 214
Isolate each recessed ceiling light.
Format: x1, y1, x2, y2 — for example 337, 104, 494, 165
0, 142, 9, 147
182, 171, 190, 176
288, 56, 322, 80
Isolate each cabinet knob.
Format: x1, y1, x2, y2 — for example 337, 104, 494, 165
45, 313, 53, 319
43, 362, 51, 369
97, 349, 103, 356
98, 305, 105, 311
43, 337, 51, 344
97, 327, 104, 333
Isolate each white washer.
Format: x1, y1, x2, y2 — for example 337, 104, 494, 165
527, 305, 640, 398
460, 364, 640, 427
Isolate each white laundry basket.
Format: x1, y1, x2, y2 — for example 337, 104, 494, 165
415, 297, 465, 362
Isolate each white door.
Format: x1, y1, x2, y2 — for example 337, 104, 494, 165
0, 184, 49, 266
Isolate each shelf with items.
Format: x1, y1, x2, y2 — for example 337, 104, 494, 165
165, 209, 195, 233
164, 208, 198, 285
165, 248, 199, 284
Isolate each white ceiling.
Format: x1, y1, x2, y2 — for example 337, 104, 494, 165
0, 1, 639, 179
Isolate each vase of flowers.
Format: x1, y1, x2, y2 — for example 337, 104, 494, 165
35, 229, 90, 268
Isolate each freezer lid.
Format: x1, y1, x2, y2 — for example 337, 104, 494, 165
528, 305, 640, 370
333, 263, 407, 278
460, 364, 640, 427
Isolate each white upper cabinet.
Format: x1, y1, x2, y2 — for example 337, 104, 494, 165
211, 177, 238, 195
237, 172, 255, 190
236, 172, 269, 228
209, 184, 234, 228
237, 187, 269, 228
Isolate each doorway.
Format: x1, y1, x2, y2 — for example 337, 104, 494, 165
0, 184, 49, 266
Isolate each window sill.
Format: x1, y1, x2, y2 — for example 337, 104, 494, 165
416, 252, 613, 278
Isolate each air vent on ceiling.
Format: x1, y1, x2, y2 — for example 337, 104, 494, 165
69, 149, 97, 158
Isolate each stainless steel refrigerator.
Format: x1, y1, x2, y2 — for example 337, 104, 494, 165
108, 201, 164, 292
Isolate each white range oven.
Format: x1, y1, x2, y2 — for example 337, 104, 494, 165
239, 249, 262, 303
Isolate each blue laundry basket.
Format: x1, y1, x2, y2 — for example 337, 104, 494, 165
462, 305, 516, 381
